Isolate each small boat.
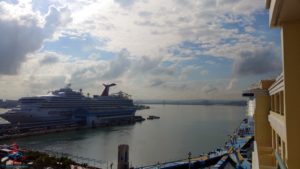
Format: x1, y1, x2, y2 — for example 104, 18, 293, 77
134, 116, 145, 122
147, 115, 160, 120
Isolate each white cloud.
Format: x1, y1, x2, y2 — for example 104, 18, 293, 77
102, 49, 131, 79
56, 0, 264, 58
202, 84, 218, 94
0, 0, 281, 100
232, 47, 282, 76
0, 1, 71, 75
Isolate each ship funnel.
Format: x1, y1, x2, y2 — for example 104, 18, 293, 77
101, 83, 116, 96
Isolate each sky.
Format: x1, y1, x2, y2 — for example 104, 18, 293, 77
0, 0, 282, 100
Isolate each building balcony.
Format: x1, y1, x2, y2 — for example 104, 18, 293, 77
268, 111, 286, 142
253, 141, 276, 169
269, 74, 285, 115
275, 151, 287, 169
269, 73, 284, 95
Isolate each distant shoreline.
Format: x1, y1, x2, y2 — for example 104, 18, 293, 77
134, 100, 247, 106
137, 103, 246, 106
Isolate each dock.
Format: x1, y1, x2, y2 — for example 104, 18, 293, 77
0, 116, 145, 140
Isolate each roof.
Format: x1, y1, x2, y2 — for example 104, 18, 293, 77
267, 0, 300, 27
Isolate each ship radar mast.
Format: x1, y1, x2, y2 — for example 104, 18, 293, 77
101, 83, 116, 96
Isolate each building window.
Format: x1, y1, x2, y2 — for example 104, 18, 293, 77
281, 91, 284, 116
276, 93, 280, 113
271, 95, 274, 111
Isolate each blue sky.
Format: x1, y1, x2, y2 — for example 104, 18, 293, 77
0, 0, 282, 100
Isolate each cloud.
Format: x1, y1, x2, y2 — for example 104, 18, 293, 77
44, 6, 72, 38
179, 65, 204, 80
0, 0, 281, 100
114, 0, 135, 7
149, 78, 165, 87
65, 0, 264, 58
138, 11, 152, 17
227, 78, 237, 90
232, 48, 282, 76
28, 75, 67, 94
102, 49, 131, 79
39, 54, 59, 65
202, 84, 218, 94
0, 50, 107, 97
150, 66, 176, 76
0, 2, 71, 75
147, 78, 189, 92
131, 56, 161, 74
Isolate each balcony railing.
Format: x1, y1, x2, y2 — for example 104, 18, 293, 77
268, 111, 286, 142
275, 151, 287, 169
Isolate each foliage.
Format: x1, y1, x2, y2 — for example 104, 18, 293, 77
24, 151, 76, 169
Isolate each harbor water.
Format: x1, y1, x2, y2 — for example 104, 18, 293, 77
0, 105, 246, 167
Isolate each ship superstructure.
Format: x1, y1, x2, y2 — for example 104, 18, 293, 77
0, 84, 136, 125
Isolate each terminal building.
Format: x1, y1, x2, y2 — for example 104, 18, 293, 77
244, 0, 300, 168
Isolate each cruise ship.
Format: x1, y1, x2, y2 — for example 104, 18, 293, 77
0, 83, 136, 124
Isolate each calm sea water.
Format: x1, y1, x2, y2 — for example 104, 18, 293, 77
0, 105, 246, 167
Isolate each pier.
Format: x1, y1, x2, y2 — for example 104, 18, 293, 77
0, 115, 145, 140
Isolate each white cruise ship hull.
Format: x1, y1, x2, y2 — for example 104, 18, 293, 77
0, 108, 136, 124
0, 84, 137, 125
0, 109, 71, 124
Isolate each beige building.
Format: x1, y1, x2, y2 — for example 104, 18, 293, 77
248, 0, 300, 168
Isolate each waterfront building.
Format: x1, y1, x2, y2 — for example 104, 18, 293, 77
246, 0, 300, 168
